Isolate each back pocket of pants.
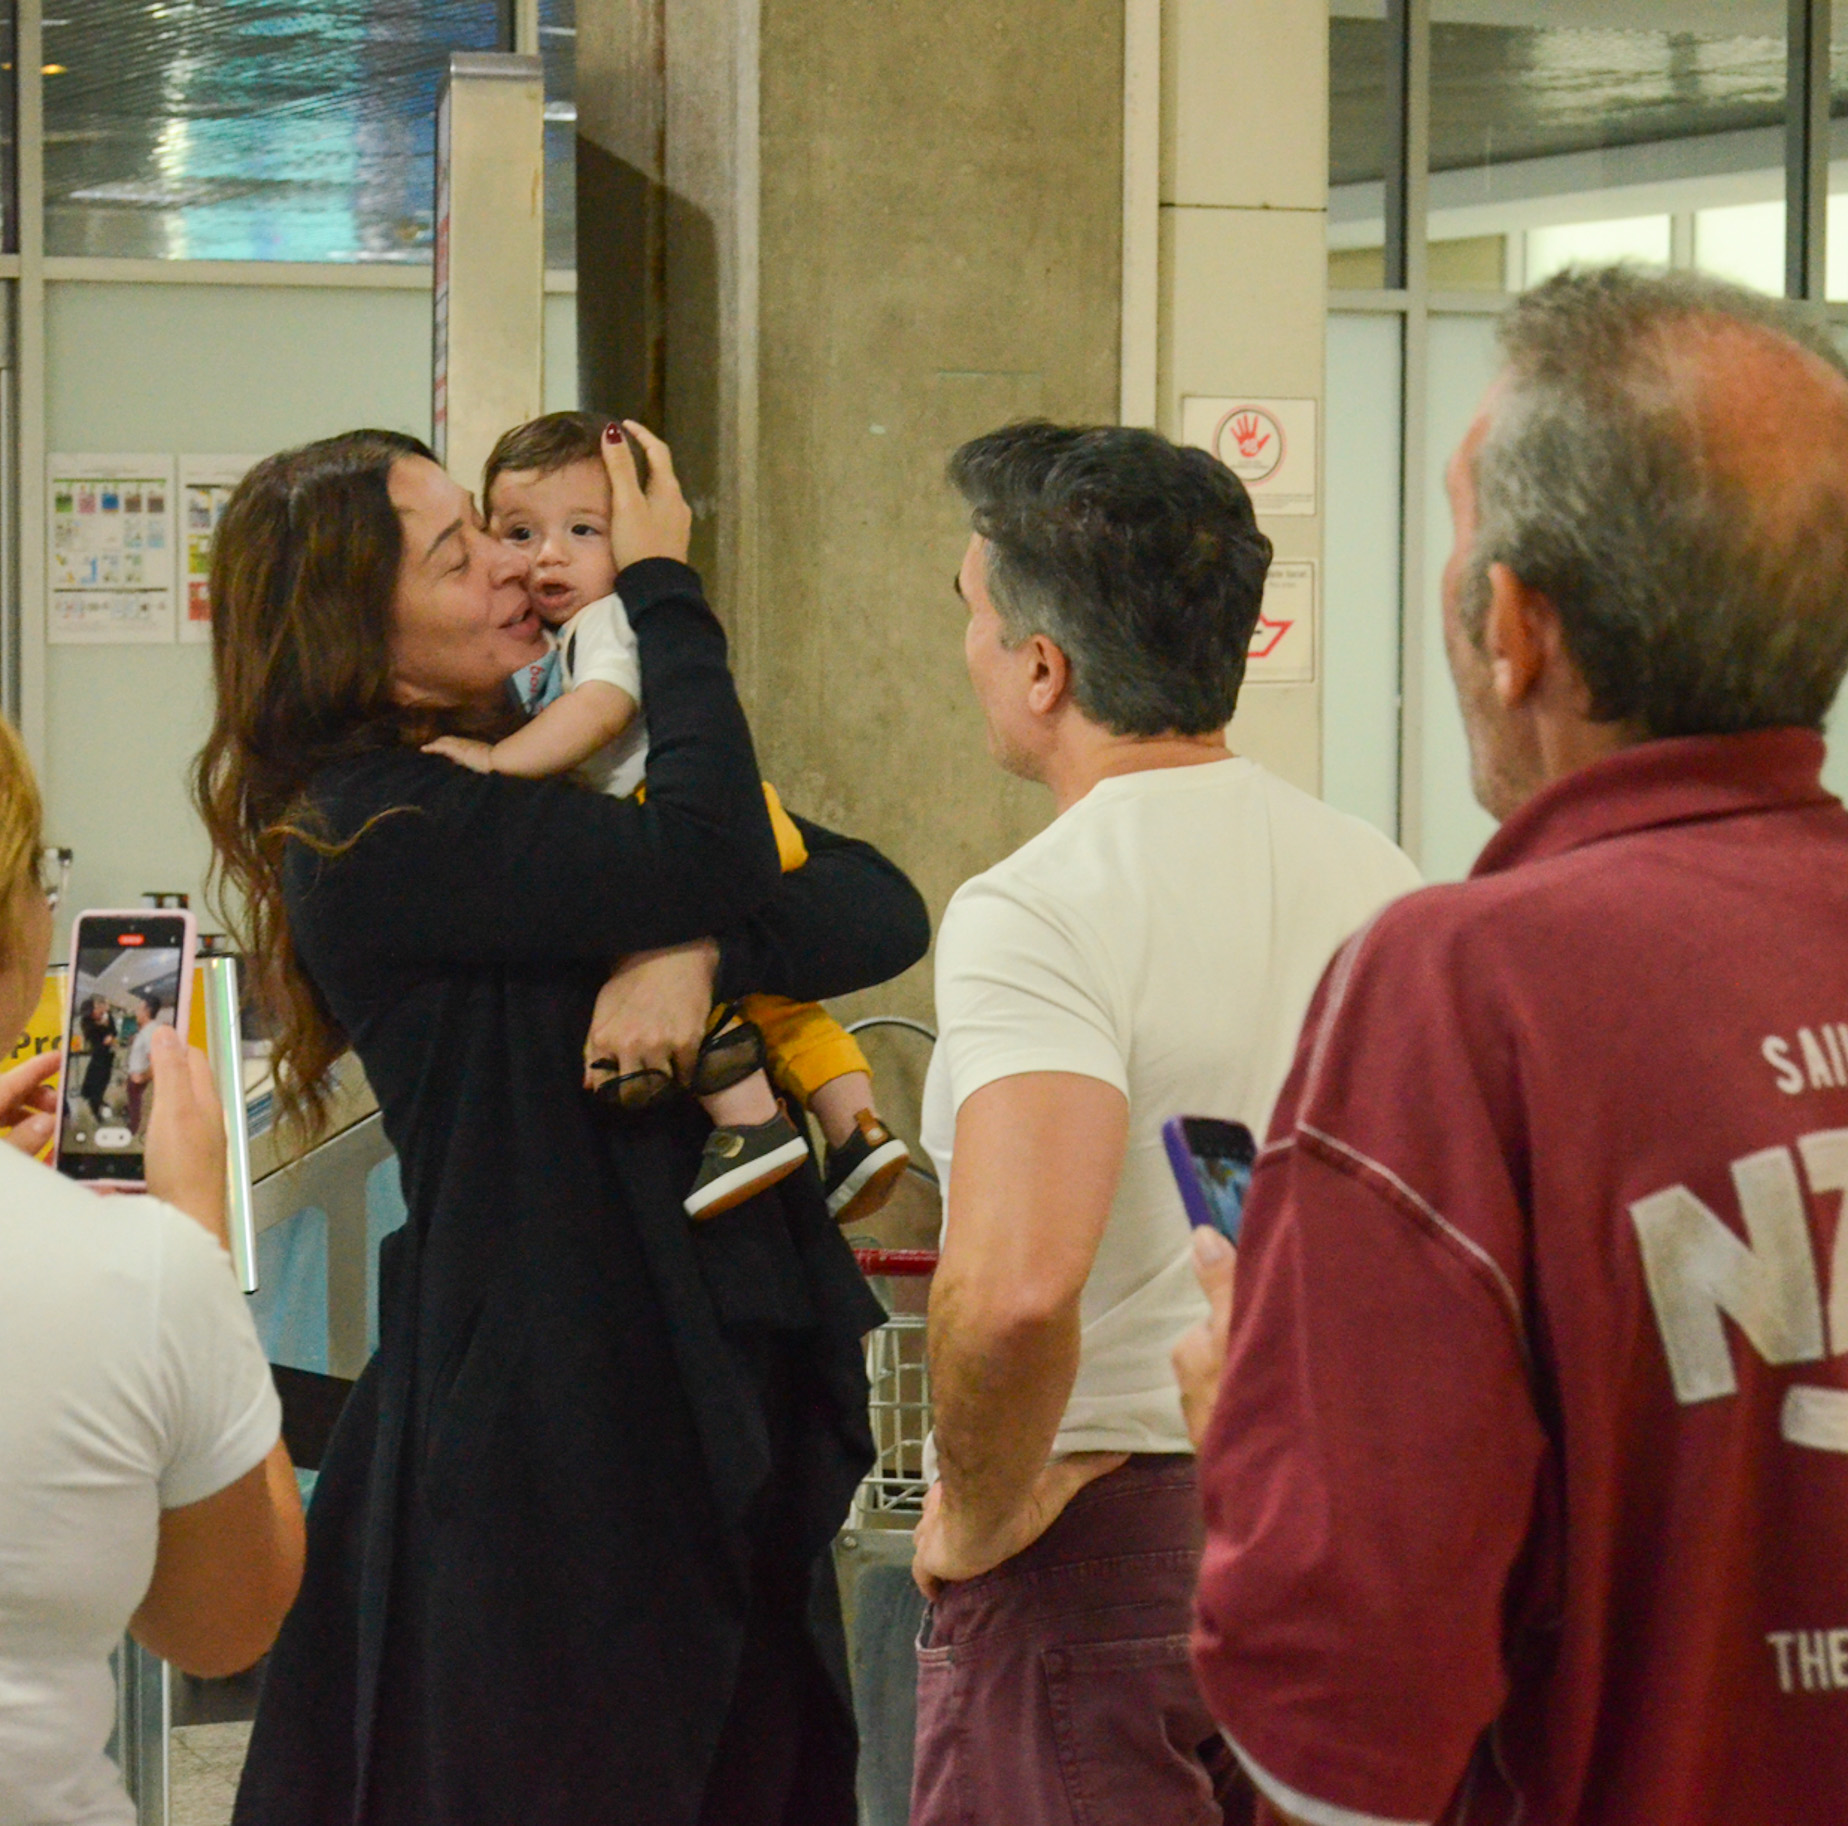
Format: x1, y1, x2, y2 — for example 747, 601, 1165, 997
1042, 1633, 1222, 1826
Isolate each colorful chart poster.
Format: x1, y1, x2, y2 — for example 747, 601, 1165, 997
48, 454, 177, 645
179, 456, 258, 645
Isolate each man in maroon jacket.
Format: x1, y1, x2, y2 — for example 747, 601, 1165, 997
1183, 265, 1848, 1826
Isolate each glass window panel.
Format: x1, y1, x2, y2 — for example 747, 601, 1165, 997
1430, 234, 1511, 292
1415, 311, 1503, 883
1324, 312, 1404, 840
1696, 198, 1785, 293
1828, 324, 1848, 803
44, 1, 503, 263
1524, 214, 1671, 288
1822, 21, 1848, 300
1416, 9, 1784, 300
541, 0, 575, 271
1329, 5, 1392, 288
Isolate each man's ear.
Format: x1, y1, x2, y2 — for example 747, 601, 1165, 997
1024, 633, 1070, 717
1481, 563, 1559, 710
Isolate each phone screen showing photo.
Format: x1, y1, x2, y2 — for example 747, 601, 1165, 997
1188, 1141, 1253, 1243
1163, 1115, 1257, 1245
57, 916, 188, 1182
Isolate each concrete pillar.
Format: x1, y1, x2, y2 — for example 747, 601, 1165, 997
1155, 0, 1327, 795
433, 53, 547, 497
575, 0, 1124, 1023
574, 2, 1329, 1029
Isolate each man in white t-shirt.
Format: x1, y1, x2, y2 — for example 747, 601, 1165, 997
910, 421, 1420, 1825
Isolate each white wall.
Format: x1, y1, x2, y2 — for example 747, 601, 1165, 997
39, 280, 578, 934
1162, 0, 1327, 797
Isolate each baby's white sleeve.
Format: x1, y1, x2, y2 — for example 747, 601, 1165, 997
562, 596, 643, 706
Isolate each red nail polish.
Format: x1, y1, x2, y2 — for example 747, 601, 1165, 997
605, 422, 623, 443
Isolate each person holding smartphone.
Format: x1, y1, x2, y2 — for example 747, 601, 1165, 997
0, 715, 304, 1826
195, 423, 927, 1826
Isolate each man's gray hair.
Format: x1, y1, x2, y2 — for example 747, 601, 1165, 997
1467, 265, 1848, 736
948, 422, 1273, 738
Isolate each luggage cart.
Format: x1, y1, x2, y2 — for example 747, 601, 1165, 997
840, 1247, 937, 1826
849, 1248, 938, 1527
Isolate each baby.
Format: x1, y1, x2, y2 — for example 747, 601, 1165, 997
424, 410, 910, 1225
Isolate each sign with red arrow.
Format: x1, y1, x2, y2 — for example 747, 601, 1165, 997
1245, 560, 1316, 683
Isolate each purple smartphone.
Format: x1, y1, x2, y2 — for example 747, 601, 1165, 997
1161, 1115, 1256, 1245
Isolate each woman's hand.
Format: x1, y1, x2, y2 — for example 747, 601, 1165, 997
603, 421, 692, 571
0, 1048, 62, 1157
583, 939, 720, 1094
143, 1026, 229, 1245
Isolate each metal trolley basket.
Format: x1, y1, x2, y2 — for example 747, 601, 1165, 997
849, 1248, 938, 1528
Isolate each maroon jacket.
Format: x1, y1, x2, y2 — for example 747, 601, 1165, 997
1194, 730, 1848, 1826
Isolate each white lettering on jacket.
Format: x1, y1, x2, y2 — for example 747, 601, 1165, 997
1767, 1629, 1848, 1693
1631, 1131, 1848, 1450
1762, 1025, 1848, 1094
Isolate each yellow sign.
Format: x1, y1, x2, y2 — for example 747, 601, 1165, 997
8, 965, 67, 1066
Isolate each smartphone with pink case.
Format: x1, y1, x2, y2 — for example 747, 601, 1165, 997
54, 908, 197, 1190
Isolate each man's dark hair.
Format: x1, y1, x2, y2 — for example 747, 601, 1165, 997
139, 992, 162, 1016
947, 421, 1273, 737
481, 410, 614, 512
1469, 265, 1848, 737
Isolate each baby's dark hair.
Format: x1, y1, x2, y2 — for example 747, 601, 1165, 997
481, 410, 614, 512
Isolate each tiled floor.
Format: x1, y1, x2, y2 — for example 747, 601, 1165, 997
169, 1722, 251, 1826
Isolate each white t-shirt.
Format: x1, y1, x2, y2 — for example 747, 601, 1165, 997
556, 593, 649, 799
922, 757, 1421, 1460
0, 1146, 281, 1826
124, 1009, 173, 1082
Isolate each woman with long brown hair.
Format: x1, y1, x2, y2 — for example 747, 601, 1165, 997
196, 423, 928, 1825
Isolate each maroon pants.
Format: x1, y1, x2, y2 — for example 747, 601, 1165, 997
910, 1456, 1254, 1826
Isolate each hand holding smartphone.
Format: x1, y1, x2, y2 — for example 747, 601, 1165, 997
54, 909, 197, 1189
1162, 1115, 1256, 1245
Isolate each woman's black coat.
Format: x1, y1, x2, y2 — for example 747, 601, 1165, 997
231, 560, 928, 1825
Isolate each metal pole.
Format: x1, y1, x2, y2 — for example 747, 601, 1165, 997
202, 956, 258, 1295
514, 0, 541, 58
1787, 0, 1831, 302
112, 1638, 170, 1825
1382, 0, 1427, 298
16, 0, 45, 758
1390, 0, 1431, 861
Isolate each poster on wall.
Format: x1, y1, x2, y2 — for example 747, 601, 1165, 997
1245, 560, 1317, 685
1180, 396, 1318, 517
47, 454, 177, 645
178, 456, 258, 645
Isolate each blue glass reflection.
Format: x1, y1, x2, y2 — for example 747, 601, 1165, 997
43, 0, 579, 265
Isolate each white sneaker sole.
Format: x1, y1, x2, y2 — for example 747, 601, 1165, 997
826, 1136, 912, 1222
684, 1134, 811, 1220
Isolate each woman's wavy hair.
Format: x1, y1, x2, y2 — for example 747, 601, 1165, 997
192, 429, 506, 1143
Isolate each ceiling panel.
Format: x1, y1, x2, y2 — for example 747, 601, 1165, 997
42, 0, 577, 266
